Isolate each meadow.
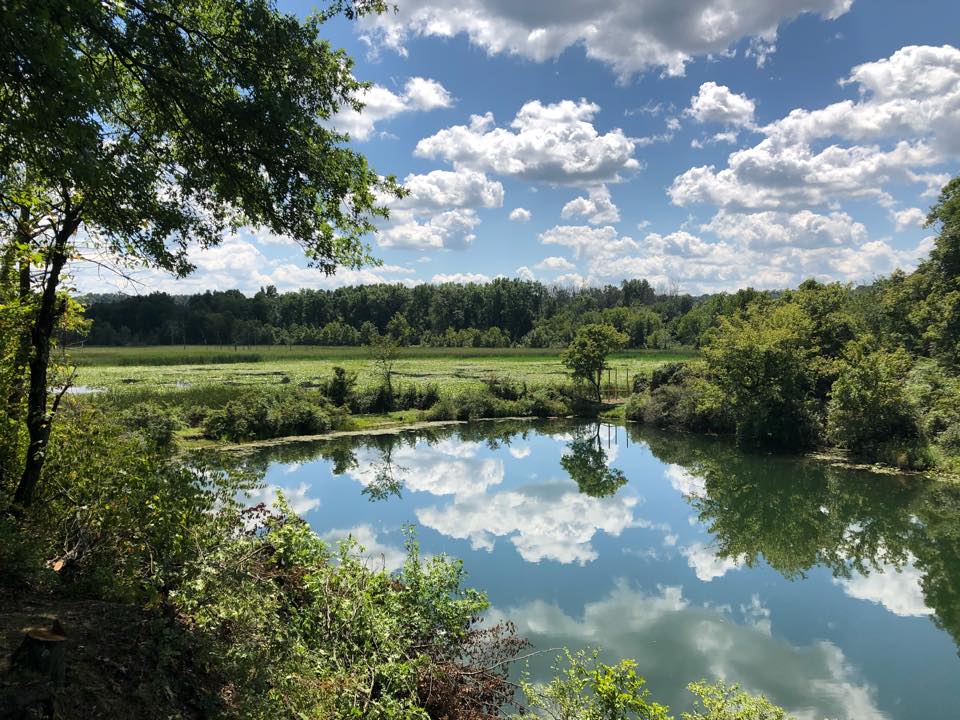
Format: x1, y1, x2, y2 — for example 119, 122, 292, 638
70, 345, 697, 396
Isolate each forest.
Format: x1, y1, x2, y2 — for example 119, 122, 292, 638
80, 277, 699, 348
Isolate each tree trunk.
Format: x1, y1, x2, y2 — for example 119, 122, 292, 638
13, 218, 76, 512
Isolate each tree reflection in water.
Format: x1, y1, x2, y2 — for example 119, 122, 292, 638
213, 420, 960, 653
630, 424, 960, 651
561, 423, 627, 498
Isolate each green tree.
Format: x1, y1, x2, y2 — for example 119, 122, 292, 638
562, 324, 628, 403
370, 331, 401, 411
702, 302, 820, 448
826, 342, 926, 465
1, 0, 401, 510
910, 176, 960, 365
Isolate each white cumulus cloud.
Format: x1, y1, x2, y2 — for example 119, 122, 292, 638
670, 45, 960, 211
535, 256, 577, 271
333, 76, 453, 140
891, 207, 927, 231
415, 100, 640, 186
561, 185, 621, 225
360, 0, 853, 80
686, 82, 756, 127
509, 207, 533, 222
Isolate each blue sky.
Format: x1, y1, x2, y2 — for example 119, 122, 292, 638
78, 0, 960, 295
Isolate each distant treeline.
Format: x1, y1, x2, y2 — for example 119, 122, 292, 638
78, 278, 767, 349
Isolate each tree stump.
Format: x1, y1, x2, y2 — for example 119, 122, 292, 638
11, 620, 67, 686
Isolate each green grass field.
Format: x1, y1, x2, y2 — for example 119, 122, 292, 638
70, 345, 697, 395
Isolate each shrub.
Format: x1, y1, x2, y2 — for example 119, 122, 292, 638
349, 382, 440, 414
319, 366, 357, 406
631, 373, 649, 394
517, 649, 670, 720
938, 422, 960, 451
203, 388, 340, 441
827, 345, 923, 460
518, 387, 568, 417
684, 680, 791, 720
872, 438, 935, 471
24, 404, 247, 601
635, 364, 733, 434
515, 651, 791, 720
424, 385, 571, 421
351, 384, 391, 414
649, 362, 687, 391
904, 358, 960, 444
396, 382, 441, 411
119, 401, 181, 449
624, 393, 647, 421
423, 387, 515, 421
176, 512, 523, 719
484, 374, 525, 401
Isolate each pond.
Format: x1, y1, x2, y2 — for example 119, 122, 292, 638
236, 420, 960, 719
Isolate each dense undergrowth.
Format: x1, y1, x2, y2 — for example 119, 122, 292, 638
1, 403, 791, 719
91, 369, 579, 443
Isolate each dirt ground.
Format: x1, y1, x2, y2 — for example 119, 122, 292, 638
0, 589, 210, 719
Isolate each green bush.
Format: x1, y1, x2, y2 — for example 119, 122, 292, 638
631, 373, 649, 394
349, 382, 440, 414
203, 388, 341, 441
424, 385, 570, 421
119, 401, 181, 448
0, 515, 52, 588
632, 364, 733, 434
175, 510, 519, 720
484, 374, 525, 401
319, 366, 357, 406
518, 386, 568, 417
24, 404, 247, 601
624, 393, 647, 421
395, 382, 441, 411
516, 649, 670, 720
650, 362, 687, 391
827, 345, 924, 461
904, 359, 960, 445
872, 438, 935, 471
938, 422, 960, 451
514, 650, 792, 720
351, 383, 391, 414
423, 387, 516, 421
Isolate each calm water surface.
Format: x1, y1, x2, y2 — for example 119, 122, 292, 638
239, 420, 960, 719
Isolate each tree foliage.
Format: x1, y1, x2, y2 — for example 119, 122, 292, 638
826, 342, 924, 463
562, 324, 629, 402
1, 0, 400, 508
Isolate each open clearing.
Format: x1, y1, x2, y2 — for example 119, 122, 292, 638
70, 345, 696, 394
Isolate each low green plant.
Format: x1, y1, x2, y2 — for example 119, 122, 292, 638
119, 401, 181, 449
515, 650, 793, 720
683, 680, 791, 720
203, 388, 342, 441
516, 649, 671, 720
174, 510, 523, 719
320, 365, 358, 406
